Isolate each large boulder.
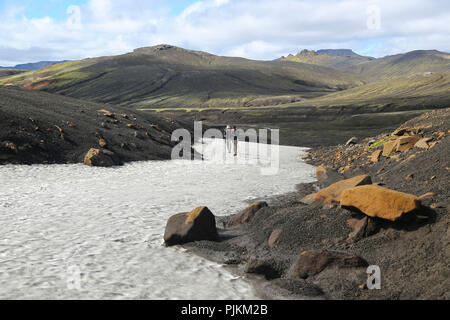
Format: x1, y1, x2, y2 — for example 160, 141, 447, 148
83, 148, 117, 167
341, 185, 421, 221
228, 201, 268, 227
164, 206, 218, 246
313, 175, 372, 206
288, 250, 368, 279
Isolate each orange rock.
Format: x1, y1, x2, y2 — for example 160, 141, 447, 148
405, 174, 414, 181
314, 175, 372, 206
316, 165, 329, 181
418, 192, 435, 200
300, 193, 316, 205
414, 138, 430, 149
396, 136, 421, 152
99, 138, 107, 147
341, 185, 421, 221
382, 140, 397, 157
370, 150, 382, 163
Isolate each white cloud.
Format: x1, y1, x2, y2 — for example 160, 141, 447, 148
0, 0, 449, 65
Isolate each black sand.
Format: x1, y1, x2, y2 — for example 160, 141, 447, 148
183, 108, 449, 300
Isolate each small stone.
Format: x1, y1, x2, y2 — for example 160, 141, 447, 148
99, 139, 107, 147
268, 228, 283, 248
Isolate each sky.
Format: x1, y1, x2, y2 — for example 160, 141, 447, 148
0, 0, 449, 66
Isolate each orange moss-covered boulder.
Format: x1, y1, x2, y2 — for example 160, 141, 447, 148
341, 185, 421, 221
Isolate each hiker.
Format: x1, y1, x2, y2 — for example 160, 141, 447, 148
224, 125, 233, 153
232, 126, 238, 156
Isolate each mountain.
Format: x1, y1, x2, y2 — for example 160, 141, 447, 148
316, 49, 360, 57
0, 45, 363, 109
0, 61, 69, 71
280, 49, 374, 71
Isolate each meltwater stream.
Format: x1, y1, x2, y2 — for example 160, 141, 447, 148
0, 139, 316, 299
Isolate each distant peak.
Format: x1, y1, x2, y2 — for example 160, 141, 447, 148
316, 49, 359, 57
296, 49, 317, 57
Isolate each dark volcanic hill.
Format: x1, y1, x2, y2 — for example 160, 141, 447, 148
0, 45, 362, 109
0, 86, 193, 165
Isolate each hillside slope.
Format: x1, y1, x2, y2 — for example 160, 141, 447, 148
292, 70, 450, 109
0, 45, 362, 109
352, 50, 450, 80
0, 86, 193, 165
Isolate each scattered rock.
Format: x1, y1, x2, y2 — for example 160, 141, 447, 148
370, 150, 382, 163
268, 228, 283, 248
288, 250, 368, 279
382, 140, 397, 157
98, 109, 115, 118
435, 131, 446, 140
418, 192, 435, 200
2, 141, 18, 153
415, 138, 432, 149
428, 141, 437, 149
393, 128, 413, 136
313, 175, 372, 206
228, 201, 268, 227
83, 148, 116, 167
151, 124, 162, 132
346, 216, 378, 243
430, 203, 445, 209
346, 137, 358, 146
99, 139, 107, 148
341, 185, 421, 221
316, 165, 329, 181
164, 206, 218, 246
396, 136, 421, 152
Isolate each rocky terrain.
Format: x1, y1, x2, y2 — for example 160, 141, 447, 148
0, 86, 194, 165
165, 108, 449, 300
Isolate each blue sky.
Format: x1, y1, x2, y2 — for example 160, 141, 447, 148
0, 0, 198, 19
0, 0, 449, 65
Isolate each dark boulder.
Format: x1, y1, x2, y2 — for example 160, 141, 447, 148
164, 206, 218, 246
228, 201, 268, 227
288, 250, 368, 279
83, 148, 118, 167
